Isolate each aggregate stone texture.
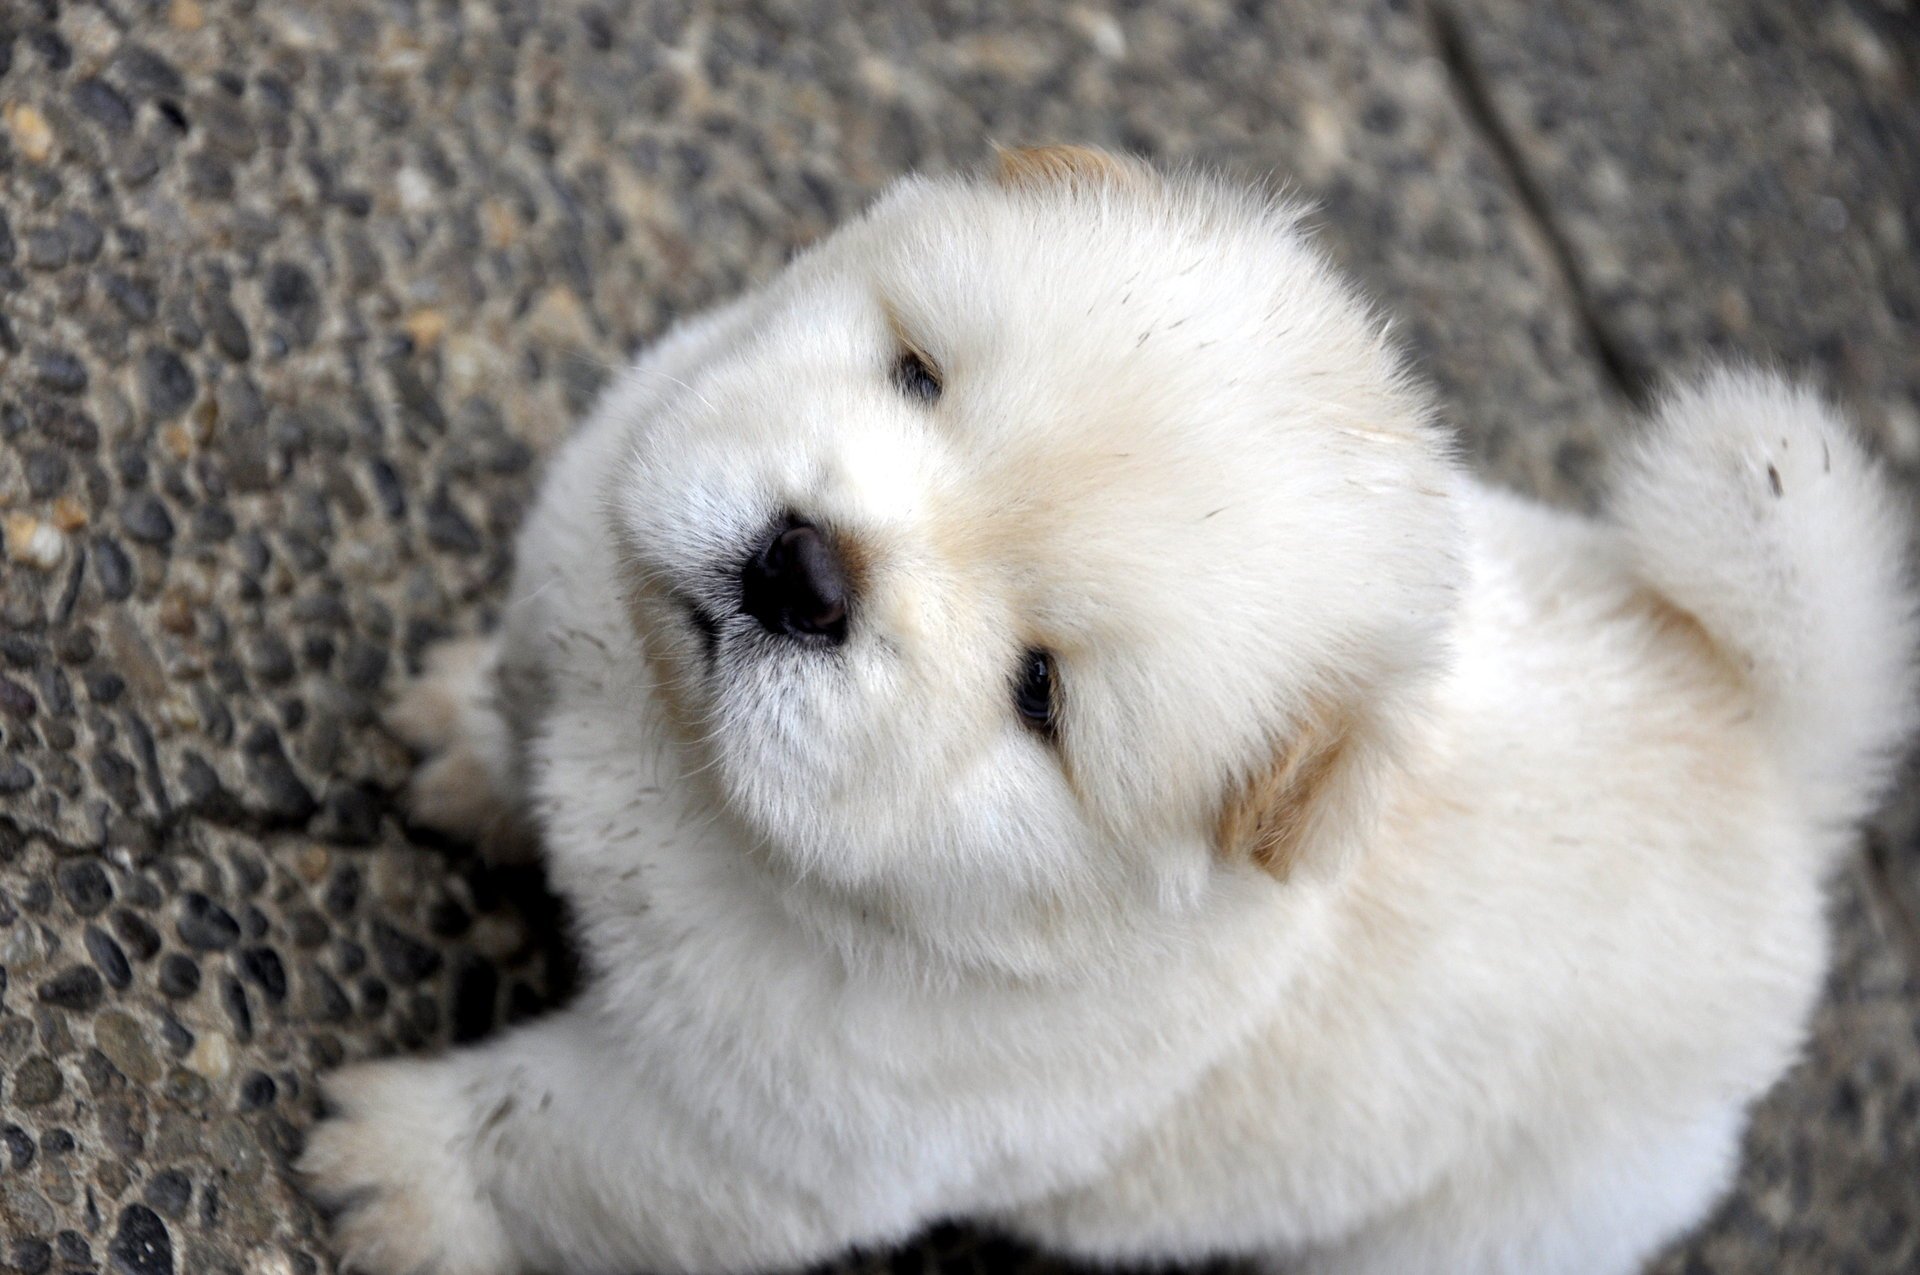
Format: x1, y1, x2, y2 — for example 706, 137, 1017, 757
0, 1, 1915, 1273
1443, 0, 1920, 445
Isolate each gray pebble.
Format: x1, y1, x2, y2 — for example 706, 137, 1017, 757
1, 1125, 35, 1170
26, 227, 69, 271
37, 666, 72, 718
116, 445, 149, 486
10, 1238, 52, 1275
221, 975, 253, 1040
323, 870, 360, 921
14, 1055, 64, 1105
72, 78, 134, 133
88, 670, 127, 704
175, 893, 240, 952
238, 1071, 277, 1110
86, 925, 133, 989
247, 635, 296, 686
203, 294, 250, 362
108, 1203, 174, 1275
368, 457, 407, 518
317, 786, 380, 846
308, 969, 351, 1023
157, 955, 200, 1000
262, 262, 319, 345
0, 634, 40, 666
339, 641, 387, 692
371, 920, 443, 985
21, 877, 54, 913
191, 504, 236, 542
116, 143, 162, 188
111, 908, 161, 961
93, 536, 134, 600
94, 1011, 158, 1084
424, 490, 482, 554
112, 45, 185, 98
33, 348, 88, 394
121, 494, 175, 545
104, 272, 159, 323
56, 858, 113, 914
144, 1170, 192, 1220
0, 675, 37, 717
240, 727, 316, 822
94, 750, 141, 808
61, 212, 102, 264
37, 965, 105, 1011
28, 30, 72, 72
176, 754, 229, 813
158, 1016, 192, 1056
139, 348, 197, 419
389, 363, 448, 433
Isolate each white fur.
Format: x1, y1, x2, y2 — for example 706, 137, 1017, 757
302, 157, 1917, 1275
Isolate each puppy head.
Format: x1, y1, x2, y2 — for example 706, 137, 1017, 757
608, 148, 1462, 968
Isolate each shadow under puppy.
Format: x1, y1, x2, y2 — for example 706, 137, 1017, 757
302, 146, 1917, 1275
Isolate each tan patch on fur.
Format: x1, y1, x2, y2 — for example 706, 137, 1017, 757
993, 144, 1138, 192
880, 299, 938, 375
827, 522, 873, 607
1215, 701, 1356, 880
1627, 588, 1767, 797
614, 555, 711, 750
1623, 588, 1747, 695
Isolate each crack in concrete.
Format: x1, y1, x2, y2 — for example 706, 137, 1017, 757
4, 777, 396, 861
1863, 829, 1920, 980
1424, 1, 1920, 974
1424, 0, 1654, 409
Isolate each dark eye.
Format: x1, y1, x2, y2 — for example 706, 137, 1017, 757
1014, 649, 1057, 738
893, 349, 942, 404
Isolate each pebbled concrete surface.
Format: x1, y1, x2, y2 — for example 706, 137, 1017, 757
0, 2, 1915, 1272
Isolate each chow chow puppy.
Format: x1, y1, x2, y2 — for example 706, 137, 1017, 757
301, 147, 1916, 1275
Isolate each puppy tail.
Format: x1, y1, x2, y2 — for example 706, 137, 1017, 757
1607, 368, 1919, 826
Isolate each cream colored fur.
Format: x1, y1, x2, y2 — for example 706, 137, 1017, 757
302, 151, 1917, 1275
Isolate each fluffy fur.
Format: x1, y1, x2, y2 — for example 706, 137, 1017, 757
302, 149, 1917, 1275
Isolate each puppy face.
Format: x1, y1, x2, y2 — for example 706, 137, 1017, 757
609, 150, 1462, 962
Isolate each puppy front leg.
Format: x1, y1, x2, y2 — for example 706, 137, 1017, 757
303, 1000, 853, 1275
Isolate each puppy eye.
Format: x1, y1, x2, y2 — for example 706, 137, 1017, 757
893, 349, 942, 404
1014, 649, 1058, 739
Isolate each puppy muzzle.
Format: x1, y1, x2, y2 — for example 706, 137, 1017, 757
738, 514, 850, 646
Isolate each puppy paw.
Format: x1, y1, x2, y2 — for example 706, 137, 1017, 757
301, 1059, 518, 1275
404, 749, 537, 863
389, 638, 537, 863
387, 636, 496, 755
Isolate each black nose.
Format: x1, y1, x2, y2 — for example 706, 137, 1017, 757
739, 517, 849, 644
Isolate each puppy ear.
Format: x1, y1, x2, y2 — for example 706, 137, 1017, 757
1214, 701, 1364, 882
992, 143, 1143, 192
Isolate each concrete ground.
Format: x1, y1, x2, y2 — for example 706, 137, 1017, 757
0, 1, 1916, 1271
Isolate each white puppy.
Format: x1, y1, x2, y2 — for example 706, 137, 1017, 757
302, 147, 1917, 1275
